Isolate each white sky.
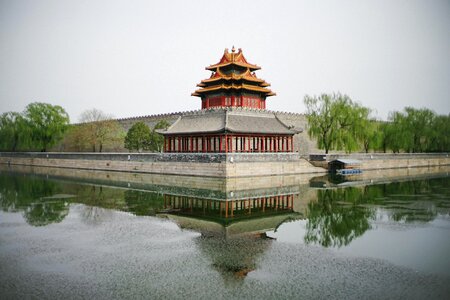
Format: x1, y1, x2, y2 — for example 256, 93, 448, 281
0, 0, 449, 122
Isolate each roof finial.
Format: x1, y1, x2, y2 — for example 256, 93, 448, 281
231, 45, 235, 53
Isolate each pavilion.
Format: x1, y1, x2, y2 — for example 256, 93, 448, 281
160, 47, 300, 153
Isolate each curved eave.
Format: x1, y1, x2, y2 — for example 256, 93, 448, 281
193, 84, 275, 96
206, 62, 260, 71
200, 75, 266, 85
161, 129, 225, 136
225, 129, 295, 135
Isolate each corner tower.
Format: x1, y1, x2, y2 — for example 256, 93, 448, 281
160, 47, 299, 153
192, 47, 275, 109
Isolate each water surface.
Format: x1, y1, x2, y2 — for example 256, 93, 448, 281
0, 166, 449, 299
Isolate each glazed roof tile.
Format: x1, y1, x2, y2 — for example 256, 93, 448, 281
192, 83, 275, 96
193, 48, 275, 98
206, 47, 260, 71
160, 108, 299, 135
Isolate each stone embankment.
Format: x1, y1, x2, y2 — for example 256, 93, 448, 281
0, 152, 325, 178
309, 153, 450, 170
1, 152, 448, 178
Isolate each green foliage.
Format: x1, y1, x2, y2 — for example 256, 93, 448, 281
383, 107, 448, 153
304, 93, 370, 153
0, 103, 69, 152
24, 102, 70, 152
378, 121, 400, 153
305, 94, 449, 154
0, 112, 30, 151
124, 122, 152, 152
149, 120, 170, 152
123, 119, 170, 153
358, 119, 383, 153
428, 114, 450, 152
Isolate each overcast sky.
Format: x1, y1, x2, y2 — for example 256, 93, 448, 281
0, 0, 449, 122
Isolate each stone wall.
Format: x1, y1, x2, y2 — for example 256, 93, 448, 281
116, 113, 181, 132
112, 110, 321, 155
0, 152, 325, 178
3, 152, 447, 178
310, 153, 450, 170
274, 112, 319, 155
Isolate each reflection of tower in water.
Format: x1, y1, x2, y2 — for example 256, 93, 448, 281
161, 194, 300, 281
163, 194, 295, 223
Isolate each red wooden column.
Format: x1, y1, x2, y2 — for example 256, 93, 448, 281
202, 136, 206, 153
271, 136, 274, 152
290, 136, 294, 152
261, 136, 265, 152
282, 137, 285, 152
215, 136, 219, 152
229, 135, 233, 153
225, 135, 228, 153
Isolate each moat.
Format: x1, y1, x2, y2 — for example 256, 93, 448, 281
0, 165, 449, 299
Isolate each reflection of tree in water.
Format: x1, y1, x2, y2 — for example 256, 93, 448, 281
75, 186, 121, 225
0, 172, 168, 226
124, 190, 164, 216
80, 205, 114, 226
0, 173, 70, 226
196, 233, 272, 285
305, 188, 374, 248
24, 201, 69, 226
305, 177, 450, 247
380, 179, 444, 223
0, 173, 60, 211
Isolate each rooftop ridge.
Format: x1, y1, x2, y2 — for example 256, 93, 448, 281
107, 107, 305, 124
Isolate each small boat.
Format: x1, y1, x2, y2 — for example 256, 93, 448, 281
337, 168, 362, 175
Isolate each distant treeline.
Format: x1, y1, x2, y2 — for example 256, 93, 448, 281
304, 93, 449, 153
1, 98, 449, 153
0, 102, 69, 152
0, 104, 168, 153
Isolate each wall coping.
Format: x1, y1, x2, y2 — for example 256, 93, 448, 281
0, 152, 302, 163
309, 153, 450, 161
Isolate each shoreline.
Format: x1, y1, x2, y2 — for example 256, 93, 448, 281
0, 152, 449, 178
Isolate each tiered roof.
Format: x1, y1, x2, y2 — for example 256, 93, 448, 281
192, 47, 275, 98
160, 107, 301, 136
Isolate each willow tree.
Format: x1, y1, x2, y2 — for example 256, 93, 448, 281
24, 102, 70, 152
402, 107, 435, 153
429, 114, 450, 152
0, 112, 30, 151
304, 93, 369, 154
